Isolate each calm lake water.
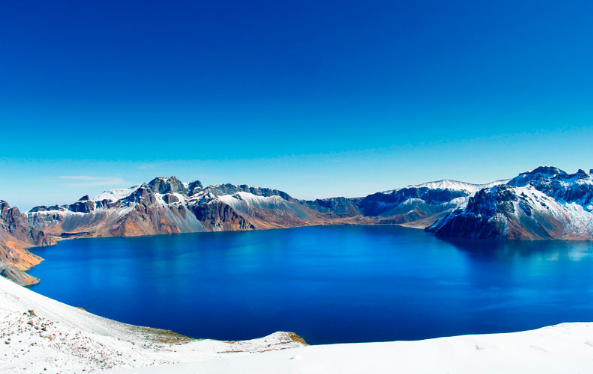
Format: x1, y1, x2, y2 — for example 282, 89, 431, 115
29, 225, 593, 344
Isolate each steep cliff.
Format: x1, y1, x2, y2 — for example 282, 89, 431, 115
357, 180, 507, 228
429, 167, 593, 240
0, 201, 53, 285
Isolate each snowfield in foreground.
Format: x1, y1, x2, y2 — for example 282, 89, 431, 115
0, 276, 305, 374
2, 275, 593, 374
113, 323, 593, 374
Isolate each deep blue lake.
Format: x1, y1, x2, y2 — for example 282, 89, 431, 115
29, 225, 593, 345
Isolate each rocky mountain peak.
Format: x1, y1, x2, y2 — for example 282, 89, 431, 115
147, 176, 188, 195
530, 166, 567, 176
508, 166, 567, 187
576, 169, 590, 179
0, 200, 10, 214
188, 180, 203, 195
127, 185, 157, 206
0, 202, 24, 227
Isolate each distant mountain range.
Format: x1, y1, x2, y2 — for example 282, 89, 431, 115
1, 166, 592, 285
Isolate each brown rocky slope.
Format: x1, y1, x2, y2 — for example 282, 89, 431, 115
0, 201, 54, 285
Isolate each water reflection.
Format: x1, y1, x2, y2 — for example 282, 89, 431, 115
440, 236, 593, 262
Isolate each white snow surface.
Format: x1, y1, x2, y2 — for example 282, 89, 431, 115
112, 323, 593, 374
0, 276, 305, 374
408, 179, 509, 193
217, 191, 286, 209
383, 179, 509, 195
94, 185, 141, 202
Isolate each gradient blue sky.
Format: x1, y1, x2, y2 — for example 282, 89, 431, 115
1, 1, 593, 210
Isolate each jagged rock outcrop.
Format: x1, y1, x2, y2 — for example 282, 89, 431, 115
207, 184, 294, 201
304, 197, 362, 217
148, 176, 188, 195
429, 167, 593, 240
359, 187, 469, 227
0, 261, 39, 286
190, 201, 255, 231
0, 201, 53, 285
1, 201, 51, 248
508, 167, 593, 205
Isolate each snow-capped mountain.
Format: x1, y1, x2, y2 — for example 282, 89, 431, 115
25, 177, 371, 238
359, 179, 507, 227
26, 176, 504, 241
429, 167, 593, 240
382, 179, 509, 195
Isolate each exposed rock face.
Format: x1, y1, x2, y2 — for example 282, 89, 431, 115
207, 184, 294, 201
508, 167, 593, 205
354, 180, 513, 228
190, 202, 255, 231
147, 177, 188, 195
68, 199, 95, 213
188, 180, 203, 195
0, 201, 53, 285
1, 201, 51, 248
429, 167, 593, 240
305, 197, 362, 217
506, 166, 567, 187
0, 261, 39, 286
162, 194, 179, 204
359, 187, 471, 227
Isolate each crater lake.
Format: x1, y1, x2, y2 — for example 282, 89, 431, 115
29, 225, 593, 345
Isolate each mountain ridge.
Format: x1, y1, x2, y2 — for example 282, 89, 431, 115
428, 166, 593, 240
3, 166, 593, 286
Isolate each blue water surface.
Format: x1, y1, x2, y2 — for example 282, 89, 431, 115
29, 225, 593, 344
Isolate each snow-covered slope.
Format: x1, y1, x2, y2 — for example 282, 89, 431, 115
429, 167, 593, 240
107, 324, 593, 374
385, 179, 508, 194
110, 322, 593, 374
359, 179, 507, 228
94, 185, 141, 202
0, 275, 305, 374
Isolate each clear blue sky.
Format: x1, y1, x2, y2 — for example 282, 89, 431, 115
1, 1, 593, 210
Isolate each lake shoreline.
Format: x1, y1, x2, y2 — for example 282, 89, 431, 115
27, 225, 593, 345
